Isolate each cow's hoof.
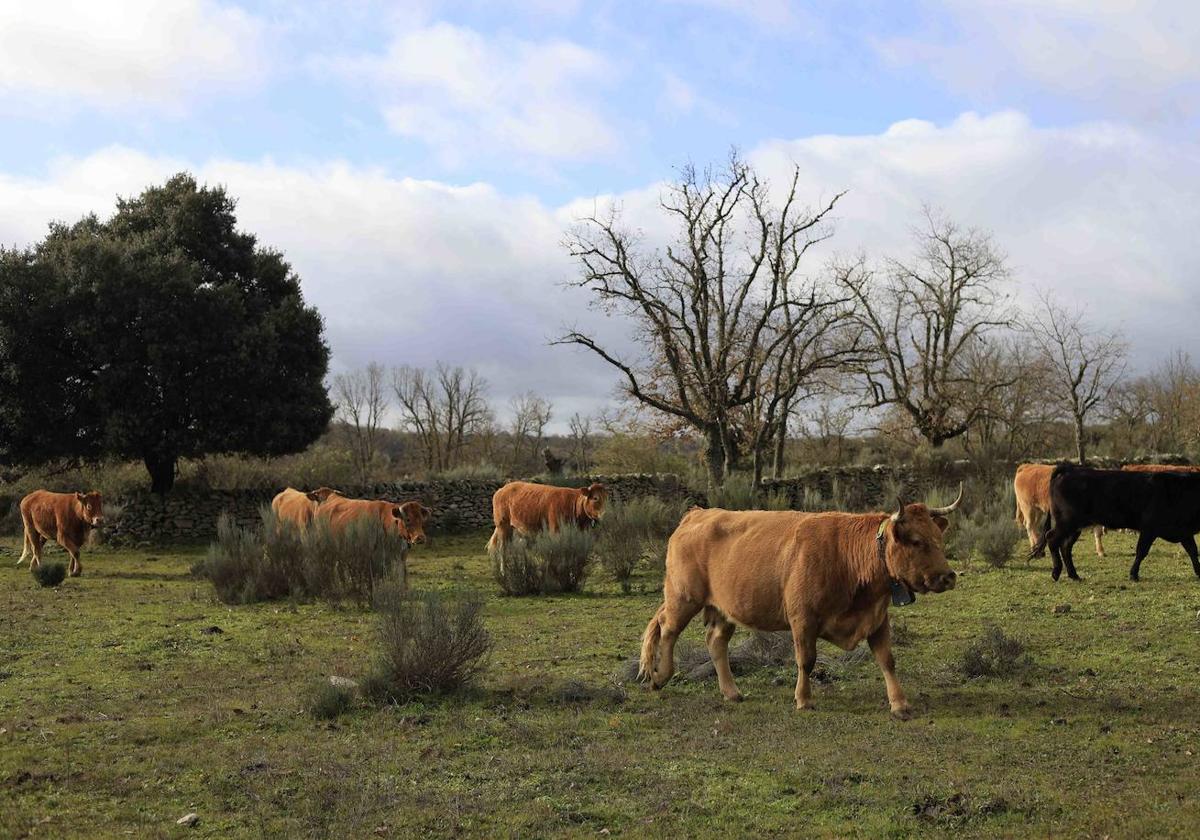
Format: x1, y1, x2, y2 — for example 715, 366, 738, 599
795, 701, 815, 712
890, 706, 914, 721
69, 570, 81, 578
723, 692, 744, 703
1068, 574, 1084, 582
1129, 575, 1140, 583
1051, 570, 1062, 582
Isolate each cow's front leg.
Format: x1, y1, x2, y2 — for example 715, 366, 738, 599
1061, 530, 1082, 581
868, 618, 910, 720
789, 619, 818, 711
61, 537, 82, 577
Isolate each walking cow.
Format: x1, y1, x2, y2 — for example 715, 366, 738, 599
1032, 463, 1200, 582
639, 487, 963, 719
17, 490, 106, 577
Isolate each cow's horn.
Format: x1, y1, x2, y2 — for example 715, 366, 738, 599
929, 482, 964, 516
890, 497, 905, 523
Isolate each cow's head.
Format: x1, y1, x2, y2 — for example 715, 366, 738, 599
75, 491, 105, 527
395, 501, 433, 544
306, 487, 340, 504
580, 483, 608, 523
882, 486, 961, 594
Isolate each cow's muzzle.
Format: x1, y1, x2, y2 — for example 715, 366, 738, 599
91, 516, 105, 528
410, 534, 426, 545
927, 571, 957, 593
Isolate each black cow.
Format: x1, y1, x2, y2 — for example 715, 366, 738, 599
1031, 463, 1200, 582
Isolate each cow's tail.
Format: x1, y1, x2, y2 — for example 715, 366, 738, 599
638, 604, 666, 683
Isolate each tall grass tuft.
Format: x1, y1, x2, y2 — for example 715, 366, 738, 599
360, 585, 491, 702
194, 507, 408, 606
711, 474, 792, 511
596, 496, 687, 591
31, 561, 68, 588
960, 625, 1032, 678
490, 524, 596, 595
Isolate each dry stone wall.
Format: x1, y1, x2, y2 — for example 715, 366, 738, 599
104, 474, 703, 545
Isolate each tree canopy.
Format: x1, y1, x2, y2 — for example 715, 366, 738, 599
0, 173, 333, 493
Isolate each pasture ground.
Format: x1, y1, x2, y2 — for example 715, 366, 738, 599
2, 529, 1199, 838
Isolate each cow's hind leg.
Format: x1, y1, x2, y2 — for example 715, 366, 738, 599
1046, 526, 1065, 581
1093, 526, 1106, 558
61, 536, 82, 577
703, 606, 742, 702
789, 618, 819, 711
1130, 532, 1156, 582
1023, 506, 1046, 557
1061, 530, 1082, 581
1180, 535, 1200, 579
868, 618, 910, 720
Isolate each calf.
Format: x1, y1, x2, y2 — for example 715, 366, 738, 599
1033, 463, 1200, 581
17, 490, 105, 577
640, 488, 962, 719
487, 480, 607, 552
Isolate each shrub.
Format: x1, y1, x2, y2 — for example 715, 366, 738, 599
490, 525, 596, 595
305, 680, 354, 720
361, 587, 491, 702
596, 496, 687, 591
944, 499, 1019, 568
711, 474, 792, 511
960, 625, 1032, 678
32, 561, 68, 588
194, 508, 408, 606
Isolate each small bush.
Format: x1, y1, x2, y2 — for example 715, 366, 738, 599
194, 508, 408, 606
32, 561, 68, 588
945, 499, 1019, 568
361, 587, 491, 702
596, 496, 686, 591
960, 625, 1032, 678
305, 680, 354, 720
490, 525, 596, 595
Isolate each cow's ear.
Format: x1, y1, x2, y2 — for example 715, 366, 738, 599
932, 515, 950, 533
422, 505, 433, 519
392, 505, 406, 522
306, 491, 322, 503
76, 492, 87, 503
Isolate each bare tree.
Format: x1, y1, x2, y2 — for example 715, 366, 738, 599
556, 152, 859, 491
332, 362, 389, 483
836, 207, 1015, 448
392, 363, 492, 472
509, 392, 552, 472
961, 337, 1056, 463
568, 412, 594, 473
1026, 290, 1127, 464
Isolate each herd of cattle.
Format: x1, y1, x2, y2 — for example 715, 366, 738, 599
11, 463, 1200, 717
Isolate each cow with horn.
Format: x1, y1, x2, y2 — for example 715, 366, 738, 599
639, 485, 963, 719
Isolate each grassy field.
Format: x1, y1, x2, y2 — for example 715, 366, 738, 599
2, 528, 1200, 839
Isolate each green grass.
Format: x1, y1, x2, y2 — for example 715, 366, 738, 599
2, 529, 1200, 838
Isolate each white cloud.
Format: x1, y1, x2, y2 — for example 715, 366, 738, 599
749, 111, 1200, 367
1, 112, 1196, 426
0, 0, 268, 111
877, 0, 1200, 120
323, 22, 619, 165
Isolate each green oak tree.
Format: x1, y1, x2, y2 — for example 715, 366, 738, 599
0, 173, 333, 493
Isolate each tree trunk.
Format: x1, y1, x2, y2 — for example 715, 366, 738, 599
704, 428, 725, 495
772, 418, 787, 479
145, 452, 176, 495
1074, 415, 1087, 465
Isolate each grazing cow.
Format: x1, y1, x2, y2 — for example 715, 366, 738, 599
1014, 463, 1106, 559
487, 481, 607, 552
17, 490, 105, 577
316, 495, 432, 544
270, 487, 341, 530
639, 488, 962, 719
1032, 463, 1200, 582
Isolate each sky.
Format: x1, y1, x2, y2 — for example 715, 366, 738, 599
1, 0, 1198, 431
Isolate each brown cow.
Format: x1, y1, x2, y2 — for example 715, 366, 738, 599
270, 487, 341, 530
487, 480, 607, 552
316, 496, 432, 544
1014, 463, 1105, 558
639, 489, 963, 719
17, 490, 105, 577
